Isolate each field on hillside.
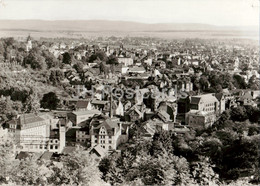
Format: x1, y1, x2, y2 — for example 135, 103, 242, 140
0, 30, 258, 40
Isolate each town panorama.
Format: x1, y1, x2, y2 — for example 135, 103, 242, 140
0, 1, 259, 186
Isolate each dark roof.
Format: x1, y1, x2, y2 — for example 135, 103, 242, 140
40, 152, 53, 161
92, 119, 120, 135
16, 151, 30, 160
215, 93, 224, 101
76, 100, 90, 108
27, 35, 32, 41
190, 97, 201, 105
90, 145, 106, 157
19, 114, 45, 125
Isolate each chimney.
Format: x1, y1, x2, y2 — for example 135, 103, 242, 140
109, 91, 113, 118
59, 126, 66, 154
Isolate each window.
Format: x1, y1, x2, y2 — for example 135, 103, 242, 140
55, 146, 58, 149
109, 140, 112, 144
50, 145, 53, 149
95, 140, 97, 143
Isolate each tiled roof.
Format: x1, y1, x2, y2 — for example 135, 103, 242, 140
76, 100, 90, 108
72, 110, 101, 116
40, 152, 53, 161
191, 94, 218, 104
90, 144, 106, 157
18, 113, 45, 125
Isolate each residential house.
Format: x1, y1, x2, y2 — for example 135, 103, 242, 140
215, 93, 226, 114
67, 110, 101, 126
75, 100, 93, 111
90, 118, 129, 151
118, 57, 134, 66
190, 94, 219, 114
125, 104, 145, 122
185, 110, 217, 130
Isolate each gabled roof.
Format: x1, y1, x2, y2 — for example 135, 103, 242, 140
19, 113, 45, 125
75, 100, 91, 108
40, 152, 54, 161
71, 110, 101, 116
90, 144, 107, 158
238, 91, 253, 101
190, 94, 218, 104
190, 97, 201, 105
127, 105, 143, 116
92, 119, 120, 135
157, 110, 170, 122
215, 93, 224, 101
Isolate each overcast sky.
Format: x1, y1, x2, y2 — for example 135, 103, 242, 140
0, 0, 259, 26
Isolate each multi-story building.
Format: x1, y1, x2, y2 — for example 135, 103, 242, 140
7, 113, 66, 153
90, 118, 129, 151
190, 94, 219, 114
186, 94, 219, 129
185, 110, 217, 130
118, 57, 134, 66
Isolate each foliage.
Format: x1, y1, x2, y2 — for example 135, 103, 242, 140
40, 92, 60, 110
62, 52, 72, 65
48, 147, 108, 186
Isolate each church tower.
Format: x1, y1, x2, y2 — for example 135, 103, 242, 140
26, 34, 32, 52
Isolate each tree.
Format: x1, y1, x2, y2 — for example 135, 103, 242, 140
190, 156, 219, 185
73, 61, 84, 74
233, 75, 247, 89
10, 155, 46, 185
107, 54, 118, 65
230, 106, 247, 122
89, 51, 107, 63
0, 134, 17, 184
100, 62, 108, 75
24, 52, 47, 70
43, 51, 60, 69
199, 76, 209, 91
24, 92, 40, 113
62, 52, 72, 65
151, 130, 174, 156
248, 75, 259, 90
40, 92, 60, 110
49, 147, 107, 185
49, 68, 64, 86
0, 97, 17, 123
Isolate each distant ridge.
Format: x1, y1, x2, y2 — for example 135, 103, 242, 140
0, 20, 257, 32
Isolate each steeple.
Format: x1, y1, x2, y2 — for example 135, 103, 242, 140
26, 34, 32, 42
26, 34, 32, 52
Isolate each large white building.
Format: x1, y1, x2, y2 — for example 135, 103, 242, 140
7, 113, 66, 153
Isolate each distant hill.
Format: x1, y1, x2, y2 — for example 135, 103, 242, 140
0, 20, 257, 32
